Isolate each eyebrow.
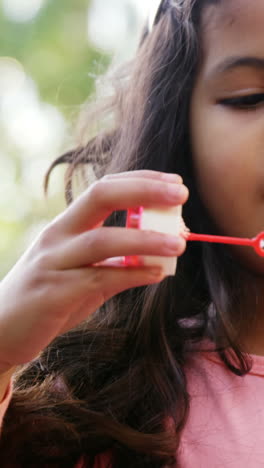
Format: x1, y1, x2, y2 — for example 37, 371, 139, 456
207, 56, 264, 79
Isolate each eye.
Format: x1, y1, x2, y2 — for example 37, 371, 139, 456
219, 93, 264, 109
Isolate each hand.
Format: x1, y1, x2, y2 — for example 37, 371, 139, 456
0, 170, 188, 371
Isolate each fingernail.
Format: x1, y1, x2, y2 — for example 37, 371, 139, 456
167, 184, 186, 200
162, 173, 183, 183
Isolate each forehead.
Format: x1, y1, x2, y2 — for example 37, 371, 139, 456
201, 0, 264, 68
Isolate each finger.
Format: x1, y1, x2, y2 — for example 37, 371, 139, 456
56, 178, 189, 235
51, 226, 186, 270
58, 265, 166, 334
81, 169, 181, 231
103, 170, 183, 184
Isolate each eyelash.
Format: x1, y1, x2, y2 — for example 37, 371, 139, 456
220, 93, 264, 110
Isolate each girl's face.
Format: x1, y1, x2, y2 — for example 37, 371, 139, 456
190, 0, 264, 274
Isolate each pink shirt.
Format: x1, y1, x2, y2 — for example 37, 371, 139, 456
1, 348, 264, 467
179, 349, 264, 467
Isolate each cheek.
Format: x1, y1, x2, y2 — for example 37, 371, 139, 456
192, 107, 253, 188
189, 102, 261, 237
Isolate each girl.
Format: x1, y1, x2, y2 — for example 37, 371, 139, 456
0, 0, 263, 466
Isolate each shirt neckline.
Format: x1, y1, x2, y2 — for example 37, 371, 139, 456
200, 343, 264, 377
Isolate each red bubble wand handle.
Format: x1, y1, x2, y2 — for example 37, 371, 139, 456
124, 208, 264, 270
187, 232, 264, 257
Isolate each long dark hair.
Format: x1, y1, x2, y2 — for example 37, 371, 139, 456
0, 1, 253, 467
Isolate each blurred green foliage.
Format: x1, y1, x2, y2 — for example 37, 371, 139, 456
0, 0, 110, 115
0, 0, 111, 278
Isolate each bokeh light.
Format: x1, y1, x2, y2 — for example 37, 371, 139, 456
0, 57, 66, 159
87, 0, 154, 59
0, 0, 152, 278
88, 0, 130, 53
2, 0, 46, 23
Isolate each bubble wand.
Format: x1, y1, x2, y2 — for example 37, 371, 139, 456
124, 207, 264, 275
187, 232, 264, 257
